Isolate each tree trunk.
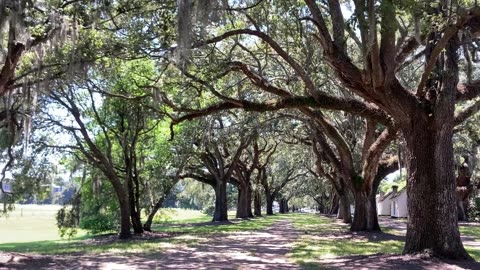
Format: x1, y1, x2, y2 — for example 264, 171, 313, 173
351, 190, 367, 231
330, 193, 339, 214
143, 198, 164, 232
367, 193, 380, 231
254, 189, 262, 216
367, 185, 381, 232
246, 184, 254, 217
213, 179, 228, 222
266, 195, 274, 215
279, 199, 285, 213
351, 188, 381, 232
457, 197, 467, 222
236, 183, 250, 219
285, 199, 289, 213
402, 119, 470, 259
118, 195, 131, 239
109, 179, 131, 239
128, 177, 143, 234
337, 193, 352, 223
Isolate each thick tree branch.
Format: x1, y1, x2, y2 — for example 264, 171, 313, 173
455, 99, 480, 125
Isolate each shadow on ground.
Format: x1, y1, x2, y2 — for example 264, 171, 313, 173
0, 219, 300, 270
299, 254, 480, 270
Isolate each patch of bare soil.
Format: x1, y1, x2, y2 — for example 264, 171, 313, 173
83, 231, 183, 245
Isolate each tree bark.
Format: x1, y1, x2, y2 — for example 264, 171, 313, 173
279, 199, 285, 214
351, 186, 381, 232
254, 189, 262, 216
367, 191, 380, 231
247, 184, 254, 217
128, 177, 143, 234
213, 179, 228, 222
367, 175, 383, 232
330, 193, 339, 214
236, 182, 251, 219
109, 178, 131, 239
266, 195, 274, 215
351, 190, 368, 231
143, 198, 164, 232
337, 192, 352, 223
402, 119, 470, 259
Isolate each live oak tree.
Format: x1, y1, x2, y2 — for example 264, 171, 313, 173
163, 0, 480, 259
453, 113, 480, 221
234, 128, 280, 218
259, 142, 308, 215
181, 116, 253, 222
40, 59, 164, 238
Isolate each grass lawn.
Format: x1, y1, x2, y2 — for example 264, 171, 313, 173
286, 213, 480, 267
0, 204, 82, 244
287, 214, 403, 266
1, 206, 479, 265
0, 205, 286, 255
460, 224, 480, 261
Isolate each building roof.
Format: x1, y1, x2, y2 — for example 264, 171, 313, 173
391, 187, 406, 199
378, 191, 394, 202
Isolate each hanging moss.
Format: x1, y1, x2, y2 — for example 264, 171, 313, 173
175, 0, 222, 69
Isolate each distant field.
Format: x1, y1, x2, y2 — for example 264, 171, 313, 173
0, 204, 63, 244
0, 205, 217, 244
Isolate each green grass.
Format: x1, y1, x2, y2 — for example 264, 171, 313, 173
460, 224, 480, 239
459, 225, 480, 261
0, 204, 90, 244
148, 208, 213, 224
287, 214, 403, 266
152, 213, 285, 234
0, 234, 199, 255
287, 214, 480, 264
2, 206, 479, 263
0, 206, 287, 255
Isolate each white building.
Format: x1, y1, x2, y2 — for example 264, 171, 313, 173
376, 192, 393, 216
391, 188, 408, 218
376, 185, 399, 216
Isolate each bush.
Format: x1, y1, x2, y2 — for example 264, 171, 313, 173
56, 206, 78, 238
150, 208, 175, 223
202, 205, 215, 216
466, 196, 480, 222
80, 213, 117, 234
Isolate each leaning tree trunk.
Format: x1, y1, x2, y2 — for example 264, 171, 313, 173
143, 198, 164, 232
402, 116, 470, 259
337, 192, 352, 223
329, 193, 339, 215
254, 189, 262, 216
213, 179, 228, 222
